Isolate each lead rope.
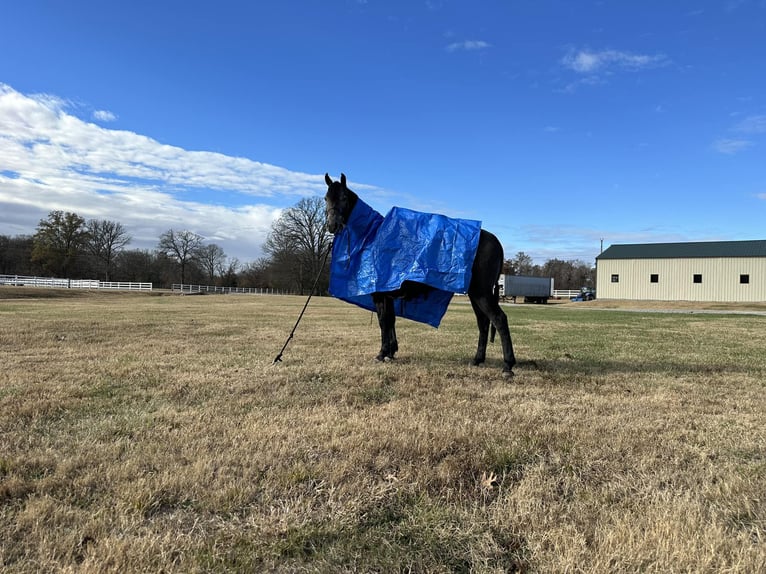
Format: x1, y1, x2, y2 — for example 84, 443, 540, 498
271, 242, 333, 365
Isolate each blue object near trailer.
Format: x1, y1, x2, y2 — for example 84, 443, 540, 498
570, 290, 596, 301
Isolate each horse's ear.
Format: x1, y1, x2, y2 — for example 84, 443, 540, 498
324, 173, 332, 186
340, 173, 347, 188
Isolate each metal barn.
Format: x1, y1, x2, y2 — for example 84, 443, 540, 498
595, 240, 766, 302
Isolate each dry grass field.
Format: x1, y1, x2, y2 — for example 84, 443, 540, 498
1, 288, 765, 572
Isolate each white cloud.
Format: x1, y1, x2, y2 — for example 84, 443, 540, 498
93, 109, 117, 122
446, 40, 490, 53
0, 83, 331, 262
562, 48, 668, 74
734, 115, 766, 134
563, 50, 601, 73
713, 138, 753, 154
710, 114, 765, 156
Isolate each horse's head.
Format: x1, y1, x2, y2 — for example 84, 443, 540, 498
324, 172, 357, 234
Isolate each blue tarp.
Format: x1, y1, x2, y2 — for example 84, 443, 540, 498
329, 198, 481, 327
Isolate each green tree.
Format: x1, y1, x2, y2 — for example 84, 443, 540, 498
31, 211, 89, 277
541, 258, 595, 290
511, 251, 535, 276
0, 235, 35, 275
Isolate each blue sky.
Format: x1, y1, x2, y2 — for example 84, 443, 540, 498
1, 1, 764, 265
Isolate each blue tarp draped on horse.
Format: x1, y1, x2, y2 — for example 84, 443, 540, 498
328, 198, 482, 327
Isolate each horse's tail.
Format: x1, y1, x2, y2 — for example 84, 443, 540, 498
490, 283, 499, 343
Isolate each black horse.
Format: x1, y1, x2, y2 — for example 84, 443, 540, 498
324, 173, 516, 376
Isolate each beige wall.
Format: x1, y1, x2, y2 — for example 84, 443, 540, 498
596, 257, 766, 302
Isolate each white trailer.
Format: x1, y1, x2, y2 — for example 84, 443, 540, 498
498, 275, 554, 304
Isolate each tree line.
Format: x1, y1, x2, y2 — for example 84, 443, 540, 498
0, 198, 593, 292
0, 211, 240, 288
503, 251, 595, 292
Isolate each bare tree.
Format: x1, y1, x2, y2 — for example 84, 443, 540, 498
220, 257, 240, 287
239, 258, 272, 289
263, 197, 332, 293
86, 219, 132, 281
157, 229, 204, 284
114, 249, 162, 284
198, 243, 227, 283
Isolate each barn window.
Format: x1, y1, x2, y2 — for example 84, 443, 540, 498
611, 274, 619, 283
693, 274, 702, 284
740, 274, 750, 284
650, 274, 659, 283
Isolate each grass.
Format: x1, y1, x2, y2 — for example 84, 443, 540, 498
1, 288, 765, 572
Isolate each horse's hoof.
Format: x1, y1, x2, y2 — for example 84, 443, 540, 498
502, 369, 514, 379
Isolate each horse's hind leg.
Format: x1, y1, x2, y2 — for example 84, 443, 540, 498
470, 293, 516, 375
373, 293, 397, 361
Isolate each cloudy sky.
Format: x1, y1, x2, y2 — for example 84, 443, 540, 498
1, 1, 765, 265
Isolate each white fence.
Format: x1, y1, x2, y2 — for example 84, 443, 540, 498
553, 290, 582, 299
172, 283, 295, 295
0, 275, 152, 291
93, 281, 153, 291
1, 274, 582, 298
171, 283, 583, 298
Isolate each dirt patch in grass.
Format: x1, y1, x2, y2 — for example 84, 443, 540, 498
563, 298, 766, 313
0, 286, 173, 300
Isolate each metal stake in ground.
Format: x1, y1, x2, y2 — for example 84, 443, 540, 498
272, 245, 332, 365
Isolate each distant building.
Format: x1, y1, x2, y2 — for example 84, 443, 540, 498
595, 240, 766, 302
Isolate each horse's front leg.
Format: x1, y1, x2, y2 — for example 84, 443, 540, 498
389, 320, 398, 357
373, 293, 397, 361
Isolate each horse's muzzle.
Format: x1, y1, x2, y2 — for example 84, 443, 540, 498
326, 211, 345, 235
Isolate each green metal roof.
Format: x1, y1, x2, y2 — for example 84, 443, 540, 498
596, 240, 766, 260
